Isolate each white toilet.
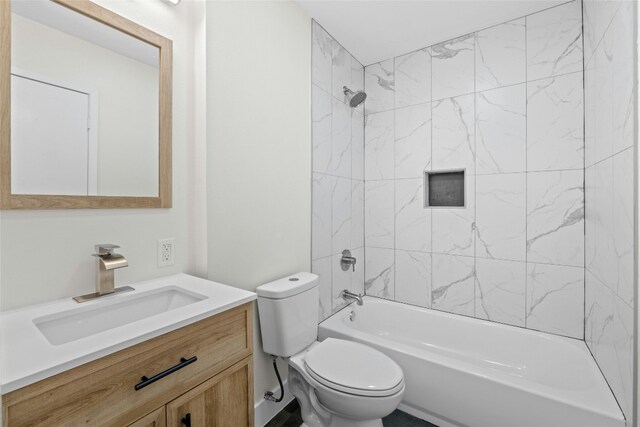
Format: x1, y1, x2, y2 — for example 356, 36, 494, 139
257, 272, 405, 427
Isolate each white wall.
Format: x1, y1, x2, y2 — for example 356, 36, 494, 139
191, 0, 208, 278
2, 0, 312, 419
0, 0, 201, 310
205, 0, 311, 406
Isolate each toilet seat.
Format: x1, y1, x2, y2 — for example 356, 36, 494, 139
304, 338, 404, 397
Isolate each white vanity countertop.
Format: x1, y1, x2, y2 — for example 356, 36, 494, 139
1, 273, 256, 394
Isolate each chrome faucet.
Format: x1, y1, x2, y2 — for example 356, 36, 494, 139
341, 289, 364, 306
73, 244, 133, 303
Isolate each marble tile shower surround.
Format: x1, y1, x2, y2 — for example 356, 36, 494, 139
310, 1, 636, 423
583, 0, 636, 421
311, 21, 365, 321
362, 0, 587, 340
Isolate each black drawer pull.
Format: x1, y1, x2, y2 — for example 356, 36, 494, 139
182, 413, 191, 427
134, 356, 197, 391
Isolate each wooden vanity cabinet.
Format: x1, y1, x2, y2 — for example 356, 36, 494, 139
127, 407, 166, 427
2, 302, 254, 427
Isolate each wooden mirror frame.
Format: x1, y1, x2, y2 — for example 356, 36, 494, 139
0, 0, 172, 209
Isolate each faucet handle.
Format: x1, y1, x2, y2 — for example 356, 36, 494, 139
94, 243, 120, 256
340, 249, 357, 272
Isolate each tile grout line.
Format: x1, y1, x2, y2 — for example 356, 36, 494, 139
349, 72, 354, 299
346, 168, 587, 183
429, 47, 434, 310
311, 22, 316, 312
364, 68, 583, 116
392, 56, 397, 302
360, 65, 365, 296
525, 12, 529, 331
581, 0, 587, 343
632, 4, 638, 402
586, 144, 636, 170
362, 246, 585, 268
473, 29, 477, 319
329, 35, 335, 316
363, 64, 368, 299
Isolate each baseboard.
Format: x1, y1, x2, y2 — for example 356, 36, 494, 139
254, 379, 295, 427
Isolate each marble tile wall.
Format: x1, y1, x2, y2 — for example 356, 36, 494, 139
311, 21, 365, 321
583, 0, 636, 421
363, 1, 587, 339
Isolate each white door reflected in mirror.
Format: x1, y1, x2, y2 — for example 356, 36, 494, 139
11, 73, 96, 196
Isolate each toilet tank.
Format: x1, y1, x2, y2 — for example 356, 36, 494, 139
256, 272, 320, 357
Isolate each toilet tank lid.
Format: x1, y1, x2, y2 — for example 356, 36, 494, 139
256, 272, 319, 299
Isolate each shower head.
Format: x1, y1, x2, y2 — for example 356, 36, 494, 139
343, 86, 367, 108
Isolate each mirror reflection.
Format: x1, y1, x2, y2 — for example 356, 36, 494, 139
11, 0, 160, 197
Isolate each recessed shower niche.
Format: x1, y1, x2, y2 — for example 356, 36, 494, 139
424, 170, 465, 208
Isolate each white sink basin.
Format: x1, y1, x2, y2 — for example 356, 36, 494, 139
3, 274, 256, 393
33, 286, 207, 345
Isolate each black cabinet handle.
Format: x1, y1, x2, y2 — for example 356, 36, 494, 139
134, 356, 197, 391
181, 413, 191, 427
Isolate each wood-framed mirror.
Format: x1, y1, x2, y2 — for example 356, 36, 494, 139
0, 0, 172, 209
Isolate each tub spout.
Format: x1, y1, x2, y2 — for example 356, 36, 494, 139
341, 290, 363, 306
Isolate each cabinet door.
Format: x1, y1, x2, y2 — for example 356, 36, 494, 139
127, 407, 166, 427
166, 356, 253, 427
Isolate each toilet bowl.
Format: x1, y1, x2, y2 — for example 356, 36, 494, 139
256, 273, 405, 427
288, 340, 405, 427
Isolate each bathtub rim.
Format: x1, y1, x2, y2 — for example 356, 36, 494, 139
319, 296, 626, 424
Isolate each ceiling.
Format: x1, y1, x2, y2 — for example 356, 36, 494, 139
296, 0, 569, 66
12, 0, 159, 67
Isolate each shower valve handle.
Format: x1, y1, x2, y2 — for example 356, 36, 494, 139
340, 249, 357, 272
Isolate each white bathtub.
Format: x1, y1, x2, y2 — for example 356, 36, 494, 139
318, 297, 625, 427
